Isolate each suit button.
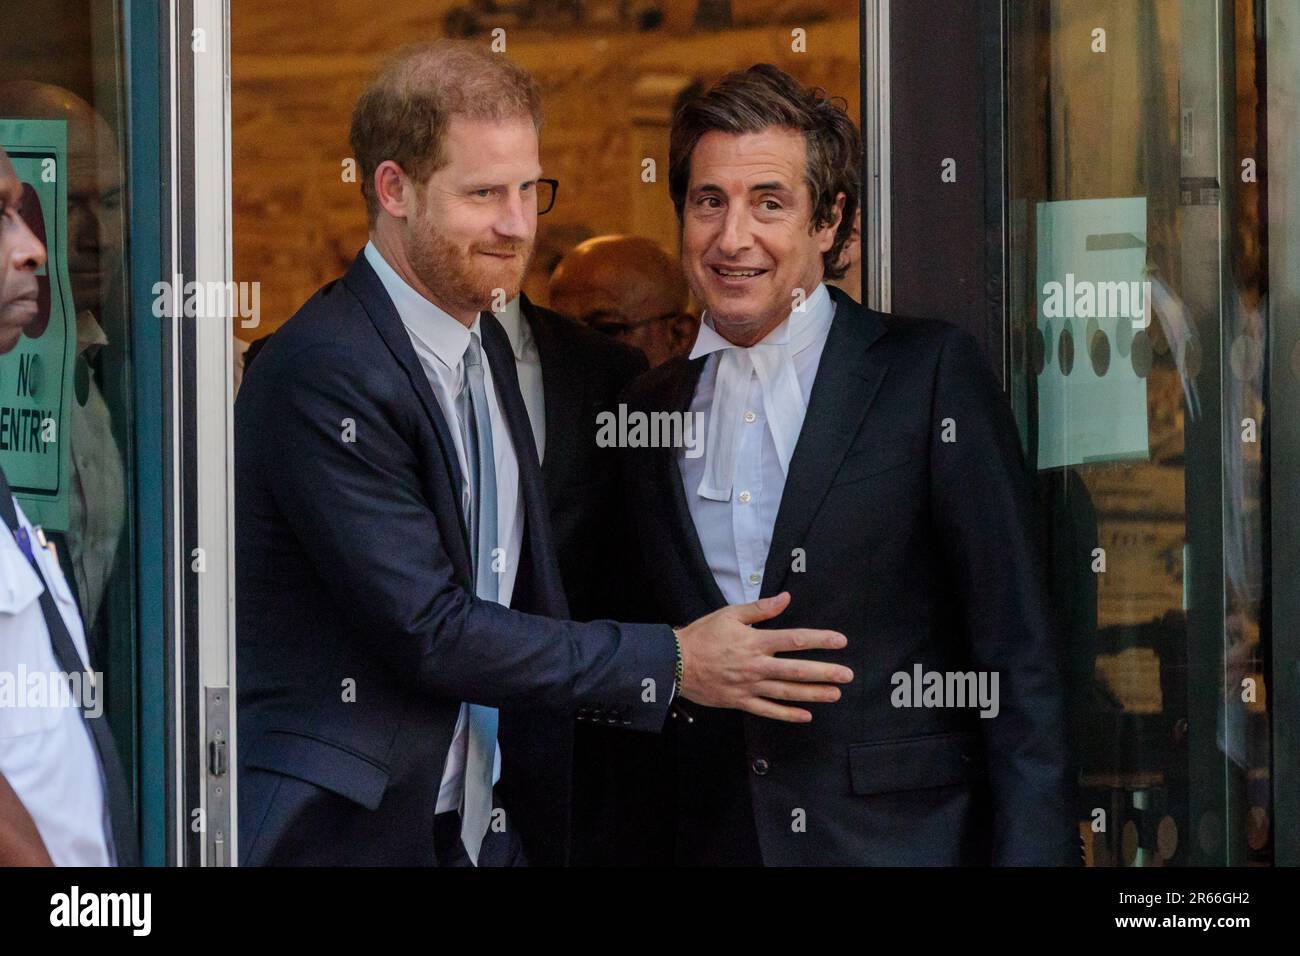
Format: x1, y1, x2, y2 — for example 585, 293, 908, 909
751, 757, 770, 776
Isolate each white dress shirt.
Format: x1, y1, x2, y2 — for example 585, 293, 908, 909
679, 283, 836, 605
364, 241, 522, 813
493, 296, 546, 464
0, 496, 112, 866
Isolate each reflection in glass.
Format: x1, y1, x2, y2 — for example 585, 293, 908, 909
1007, 0, 1270, 866
0, 0, 137, 785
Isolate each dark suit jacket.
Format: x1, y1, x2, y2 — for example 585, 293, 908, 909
244, 298, 649, 623
519, 295, 649, 622
513, 297, 660, 864
617, 284, 1078, 865
234, 251, 676, 866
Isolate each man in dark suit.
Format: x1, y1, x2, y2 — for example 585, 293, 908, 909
235, 41, 853, 867
615, 64, 1077, 865
493, 292, 647, 622
489, 292, 651, 863
240, 292, 643, 624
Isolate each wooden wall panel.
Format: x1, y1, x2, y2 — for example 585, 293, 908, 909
231, 1, 860, 338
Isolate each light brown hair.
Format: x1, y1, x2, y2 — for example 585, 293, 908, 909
349, 40, 543, 226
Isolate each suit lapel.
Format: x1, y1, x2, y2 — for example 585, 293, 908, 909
655, 356, 729, 611
522, 295, 584, 511
341, 251, 470, 555
761, 287, 890, 597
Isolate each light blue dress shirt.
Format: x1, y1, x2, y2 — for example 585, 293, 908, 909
678, 283, 836, 605
363, 240, 518, 813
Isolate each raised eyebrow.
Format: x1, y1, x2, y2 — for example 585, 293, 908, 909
750, 181, 792, 195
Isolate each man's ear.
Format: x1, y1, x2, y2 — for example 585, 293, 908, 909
668, 311, 698, 358
374, 160, 413, 220
816, 191, 847, 253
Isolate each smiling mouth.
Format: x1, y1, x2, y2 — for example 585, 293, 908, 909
710, 265, 769, 279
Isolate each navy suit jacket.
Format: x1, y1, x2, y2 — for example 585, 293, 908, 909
615, 285, 1079, 865
520, 295, 649, 622
234, 251, 676, 866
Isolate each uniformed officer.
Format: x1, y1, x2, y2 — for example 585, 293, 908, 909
0, 144, 137, 866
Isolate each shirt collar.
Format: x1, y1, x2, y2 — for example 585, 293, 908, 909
688, 281, 834, 360
76, 310, 108, 357
364, 240, 476, 371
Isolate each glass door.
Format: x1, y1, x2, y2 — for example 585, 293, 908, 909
0, 0, 233, 867
0, 0, 170, 863
1006, 0, 1271, 865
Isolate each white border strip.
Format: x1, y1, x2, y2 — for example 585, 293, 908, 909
190, 0, 237, 866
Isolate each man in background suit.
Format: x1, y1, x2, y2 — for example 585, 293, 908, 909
490, 292, 652, 863
616, 64, 1076, 865
235, 41, 853, 867
491, 292, 646, 622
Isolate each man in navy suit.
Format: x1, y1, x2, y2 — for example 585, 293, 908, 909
234, 41, 855, 867
612, 64, 1078, 865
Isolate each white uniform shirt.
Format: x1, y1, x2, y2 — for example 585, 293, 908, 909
0, 496, 112, 865
364, 241, 522, 813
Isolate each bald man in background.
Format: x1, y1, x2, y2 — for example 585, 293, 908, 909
548, 234, 696, 367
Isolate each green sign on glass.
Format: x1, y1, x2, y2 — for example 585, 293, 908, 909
0, 118, 75, 531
